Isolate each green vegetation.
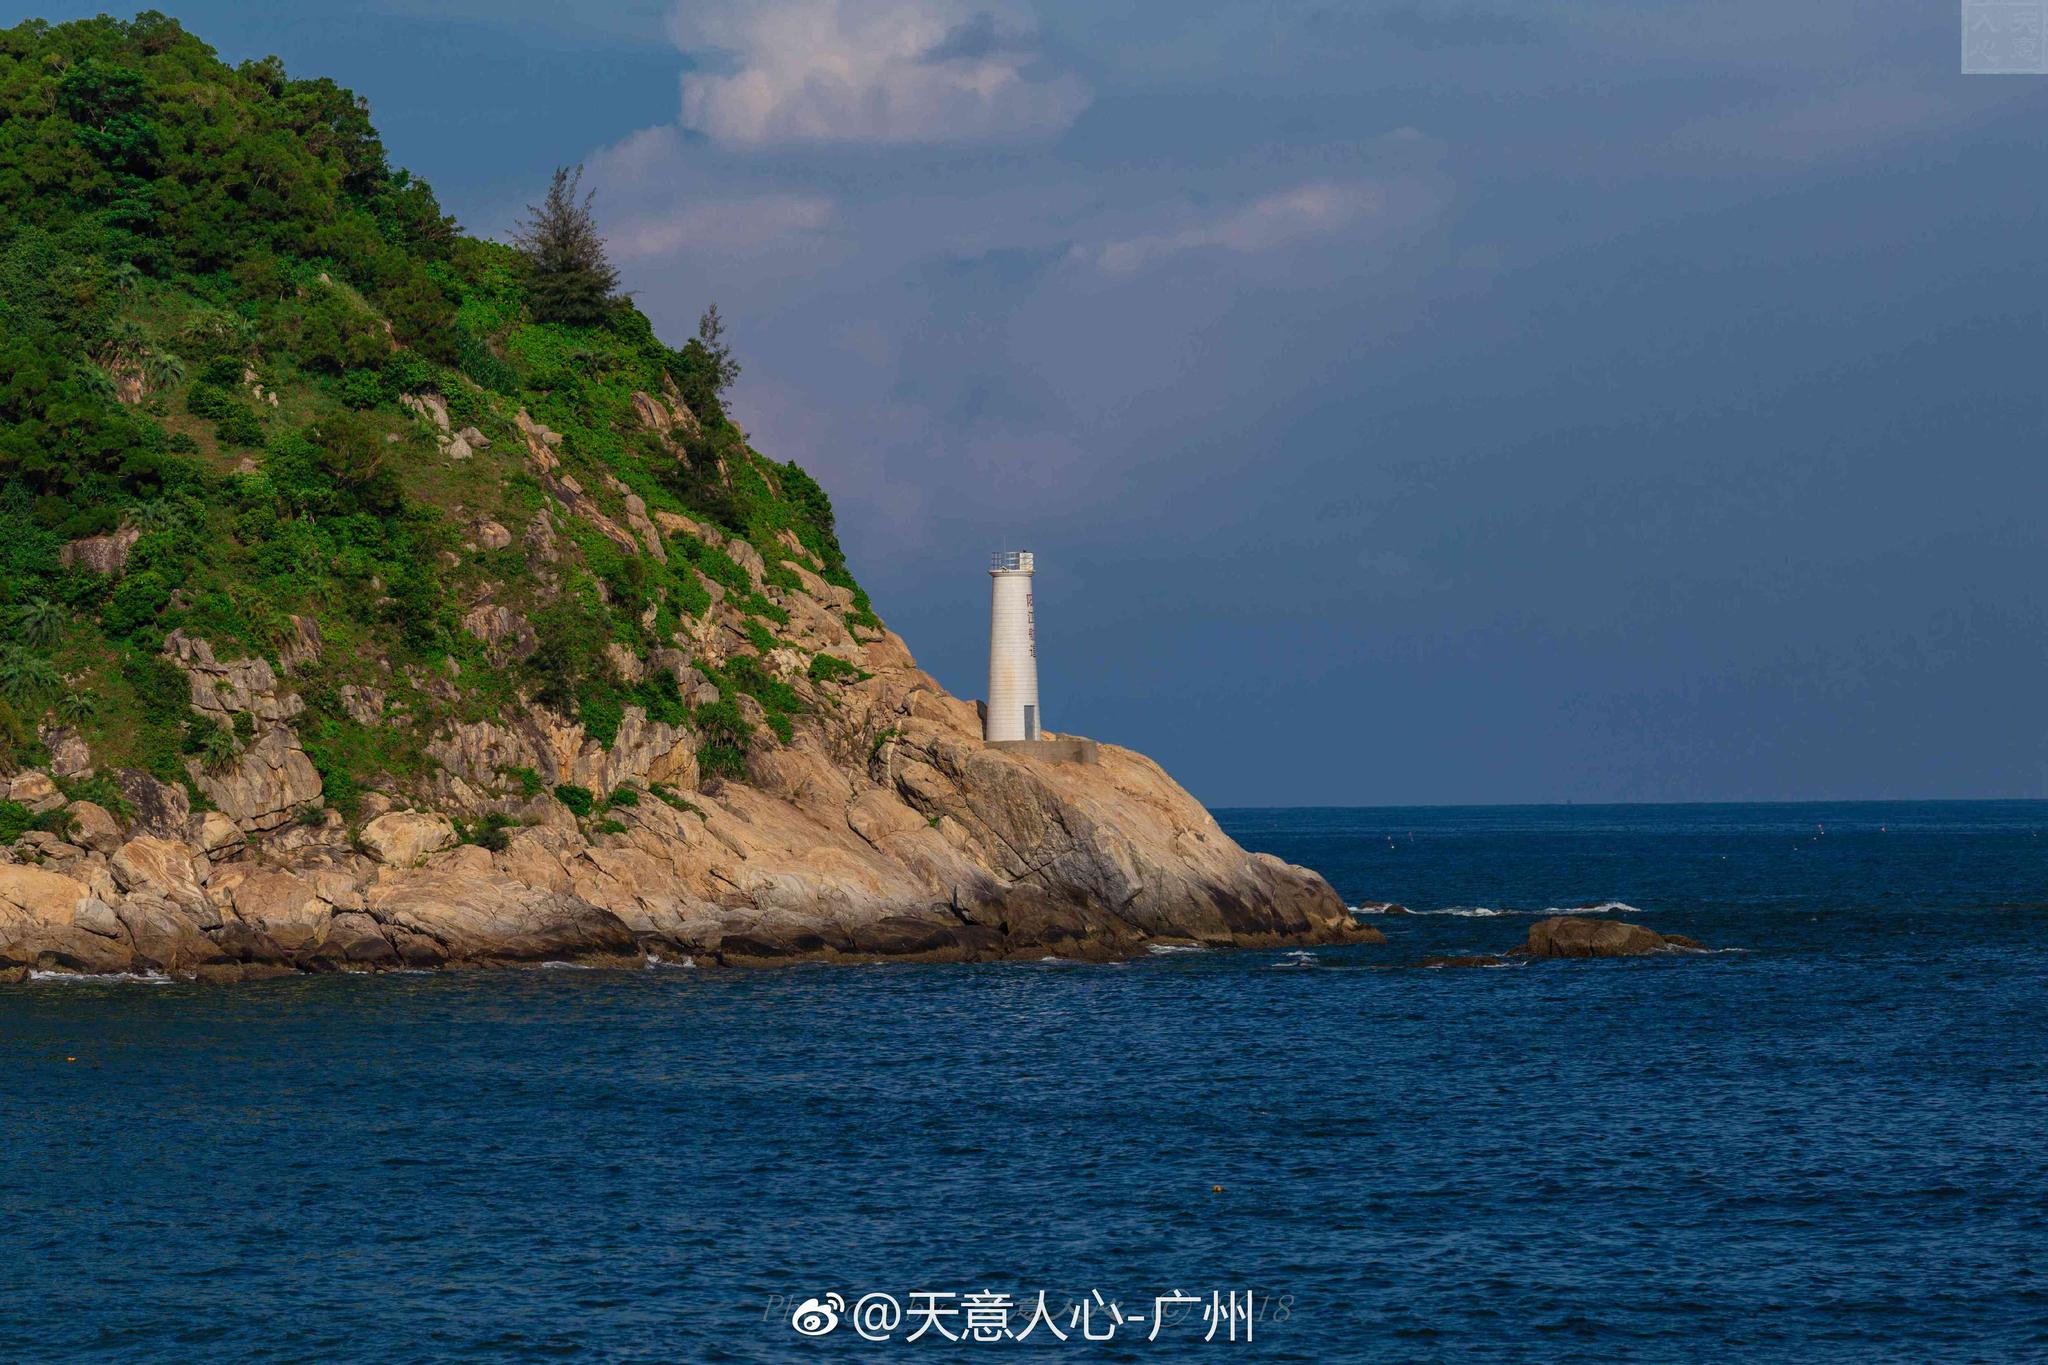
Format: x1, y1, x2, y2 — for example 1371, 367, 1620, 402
552, 784, 595, 817
808, 653, 869, 685
457, 811, 518, 851
647, 783, 702, 817
0, 13, 879, 808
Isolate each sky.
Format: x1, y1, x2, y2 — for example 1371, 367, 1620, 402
37, 2, 2048, 805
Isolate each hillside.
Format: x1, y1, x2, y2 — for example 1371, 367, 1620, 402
0, 13, 1372, 976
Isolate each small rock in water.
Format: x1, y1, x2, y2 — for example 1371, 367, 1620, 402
1518, 917, 1704, 959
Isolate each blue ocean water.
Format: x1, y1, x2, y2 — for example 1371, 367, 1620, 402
2, 801, 2044, 1363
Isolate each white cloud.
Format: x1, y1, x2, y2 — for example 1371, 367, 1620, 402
1080, 182, 1385, 275
588, 126, 835, 261
668, 0, 1089, 146
612, 193, 835, 259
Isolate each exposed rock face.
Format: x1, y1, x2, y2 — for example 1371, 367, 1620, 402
109, 836, 208, 912
61, 526, 141, 576
188, 728, 323, 833
7, 772, 63, 814
359, 811, 456, 867
401, 391, 450, 432
1520, 917, 1703, 959
191, 811, 244, 857
43, 727, 93, 779
166, 629, 304, 723
68, 802, 122, 854
461, 603, 538, 663
112, 770, 191, 838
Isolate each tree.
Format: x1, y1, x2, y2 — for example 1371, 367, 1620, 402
695, 303, 741, 394
511, 165, 618, 327
0, 646, 61, 708
17, 598, 67, 648
669, 303, 742, 424
142, 349, 185, 391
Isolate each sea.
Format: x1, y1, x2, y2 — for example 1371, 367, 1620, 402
2, 801, 2043, 1363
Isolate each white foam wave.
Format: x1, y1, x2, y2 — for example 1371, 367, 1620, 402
645, 953, 697, 969
538, 960, 590, 970
1413, 901, 1643, 919
27, 969, 171, 985
1148, 943, 1209, 955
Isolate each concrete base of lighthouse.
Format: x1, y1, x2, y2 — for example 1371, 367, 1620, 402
985, 737, 1099, 765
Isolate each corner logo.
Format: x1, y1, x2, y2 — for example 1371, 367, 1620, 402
1963, 2, 2048, 73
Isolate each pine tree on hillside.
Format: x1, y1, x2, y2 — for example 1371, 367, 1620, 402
695, 303, 741, 395
511, 165, 619, 327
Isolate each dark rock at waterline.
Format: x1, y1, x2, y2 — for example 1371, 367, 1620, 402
1416, 954, 1504, 969
1518, 917, 1703, 959
1355, 901, 1413, 916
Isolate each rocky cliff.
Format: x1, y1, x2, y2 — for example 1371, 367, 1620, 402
0, 569, 1375, 980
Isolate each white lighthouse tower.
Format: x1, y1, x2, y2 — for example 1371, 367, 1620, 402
986, 551, 1041, 741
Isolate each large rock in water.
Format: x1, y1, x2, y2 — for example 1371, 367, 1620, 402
1521, 917, 1702, 959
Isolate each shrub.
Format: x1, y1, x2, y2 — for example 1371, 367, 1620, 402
196, 719, 243, 772
504, 765, 544, 797
735, 593, 788, 627
454, 324, 519, 393
629, 671, 688, 727
216, 405, 265, 448
808, 653, 868, 684
185, 382, 236, 419
606, 785, 639, 808
553, 783, 595, 817
300, 738, 364, 821
122, 652, 188, 724
671, 567, 710, 618
648, 784, 703, 817
381, 351, 431, 396
594, 818, 628, 836
102, 569, 172, 639
693, 699, 750, 780
57, 772, 134, 820
579, 687, 623, 749
199, 356, 245, 387
461, 811, 518, 851
0, 700, 39, 772
340, 368, 383, 409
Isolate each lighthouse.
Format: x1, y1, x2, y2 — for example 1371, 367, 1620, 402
986, 551, 1040, 741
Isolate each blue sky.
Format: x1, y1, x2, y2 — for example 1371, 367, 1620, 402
43, 2, 2048, 804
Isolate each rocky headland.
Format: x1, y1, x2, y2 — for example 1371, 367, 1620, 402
0, 510, 1376, 981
